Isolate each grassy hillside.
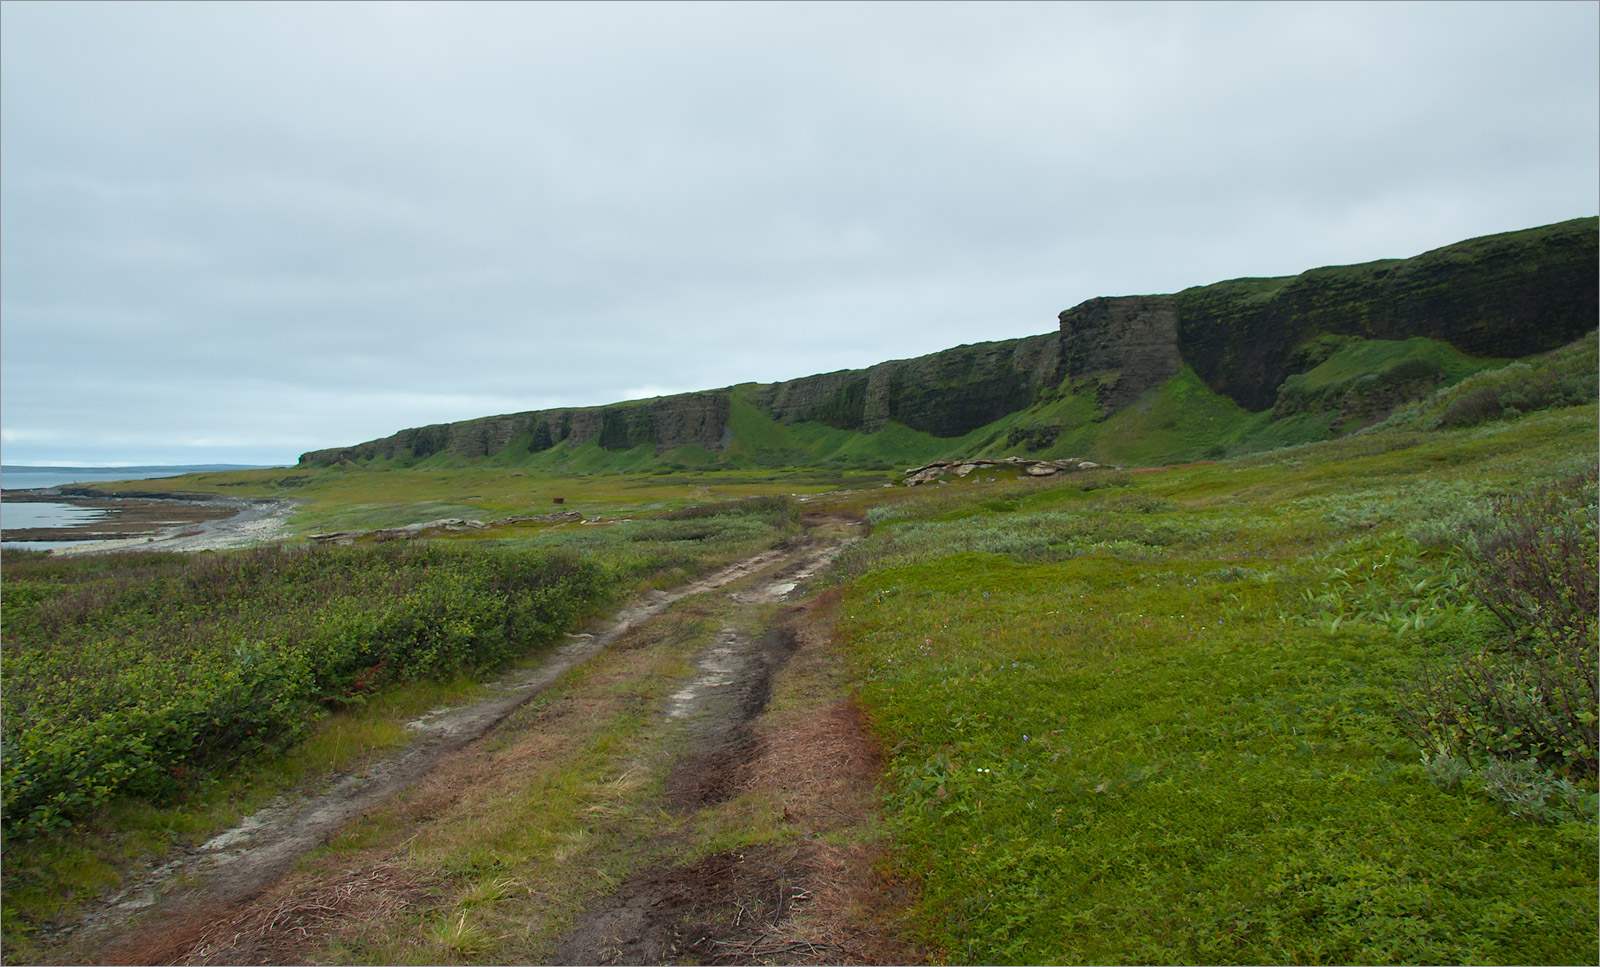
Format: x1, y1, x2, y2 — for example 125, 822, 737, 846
558, 331, 1585, 472
834, 403, 1597, 963
5, 376, 1596, 963
296, 219, 1597, 474
1027, 368, 1261, 465
1175, 216, 1597, 410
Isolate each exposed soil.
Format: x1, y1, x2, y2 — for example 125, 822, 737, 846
48, 510, 920, 966
55, 543, 799, 962
662, 624, 796, 811
551, 515, 922, 966
180, 860, 436, 967
551, 845, 818, 966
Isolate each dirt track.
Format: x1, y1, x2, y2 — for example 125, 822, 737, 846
57, 512, 914, 965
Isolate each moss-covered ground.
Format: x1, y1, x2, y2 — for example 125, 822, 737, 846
832, 404, 1596, 963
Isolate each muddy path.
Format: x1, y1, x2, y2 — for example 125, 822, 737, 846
63, 512, 915, 965
549, 619, 821, 965
548, 515, 910, 966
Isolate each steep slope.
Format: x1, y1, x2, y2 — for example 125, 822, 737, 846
300, 335, 1062, 467
299, 217, 1597, 470
1174, 217, 1598, 410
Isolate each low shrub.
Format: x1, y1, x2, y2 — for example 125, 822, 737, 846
1433, 334, 1599, 429
1404, 636, 1597, 780
1466, 472, 1597, 652
1004, 422, 1063, 451
1437, 385, 1508, 427
526, 496, 798, 577
1423, 751, 1595, 824
1399, 471, 1599, 784
654, 495, 795, 526
1, 544, 611, 841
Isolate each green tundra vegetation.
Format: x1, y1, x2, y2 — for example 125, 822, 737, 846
0, 495, 804, 951
835, 411, 1596, 963
1, 494, 806, 838
2, 265, 1596, 960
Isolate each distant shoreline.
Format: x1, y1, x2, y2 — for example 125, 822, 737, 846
2, 488, 297, 555
1, 464, 280, 493
2, 464, 277, 472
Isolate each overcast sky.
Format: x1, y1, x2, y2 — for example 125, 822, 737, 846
2, 1, 1595, 467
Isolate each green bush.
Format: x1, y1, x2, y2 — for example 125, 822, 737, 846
1437, 385, 1510, 427
1467, 472, 1597, 652
1, 544, 610, 841
1400, 471, 1599, 787
1434, 335, 1599, 429
525, 496, 798, 583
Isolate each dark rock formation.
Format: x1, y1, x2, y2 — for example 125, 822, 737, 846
756, 333, 1063, 435
1173, 217, 1599, 410
299, 218, 1597, 468
1058, 295, 1183, 415
301, 394, 731, 464
301, 337, 1063, 466
590, 394, 732, 453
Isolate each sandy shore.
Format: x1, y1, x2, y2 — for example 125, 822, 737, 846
41, 497, 299, 556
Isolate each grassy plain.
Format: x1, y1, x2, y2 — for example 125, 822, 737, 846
2, 341, 1595, 963
834, 405, 1597, 963
87, 462, 894, 536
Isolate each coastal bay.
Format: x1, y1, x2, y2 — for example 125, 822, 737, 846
1, 465, 284, 552
1, 490, 295, 554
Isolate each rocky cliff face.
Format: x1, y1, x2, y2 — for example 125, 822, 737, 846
299, 218, 1597, 468
755, 334, 1063, 435
1173, 217, 1599, 410
875, 334, 1063, 436
593, 394, 732, 452
300, 394, 732, 465
1058, 295, 1183, 415
297, 336, 1060, 466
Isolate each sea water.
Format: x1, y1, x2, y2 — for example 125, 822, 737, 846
1, 466, 212, 492
1, 464, 274, 550
0, 503, 115, 550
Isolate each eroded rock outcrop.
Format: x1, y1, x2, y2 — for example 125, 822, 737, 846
756, 333, 1063, 435
301, 394, 731, 464
1174, 217, 1599, 410
298, 218, 1597, 468
1059, 295, 1183, 415
301, 337, 1064, 465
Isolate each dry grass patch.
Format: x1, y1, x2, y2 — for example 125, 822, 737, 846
722, 593, 928, 965
138, 599, 717, 965
182, 861, 437, 966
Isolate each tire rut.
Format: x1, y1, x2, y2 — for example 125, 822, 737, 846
550, 522, 863, 965
58, 541, 819, 965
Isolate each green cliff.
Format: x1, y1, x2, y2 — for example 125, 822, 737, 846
299, 335, 1063, 466
299, 217, 1597, 470
755, 334, 1063, 435
1173, 217, 1597, 410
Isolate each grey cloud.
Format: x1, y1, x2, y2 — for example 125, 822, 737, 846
2, 1, 1595, 466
